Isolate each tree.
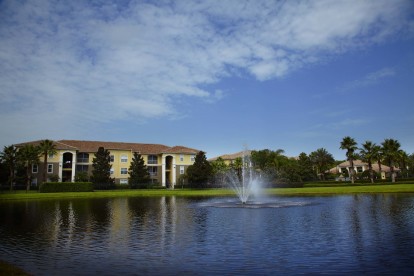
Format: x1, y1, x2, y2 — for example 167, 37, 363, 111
372, 145, 383, 178
397, 150, 409, 178
340, 136, 358, 184
186, 151, 212, 188
0, 145, 18, 190
210, 157, 229, 187
297, 152, 316, 181
359, 141, 377, 183
128, 152, 150, 189
382, 138, 401, 182
17, 144, 40, 191
38, 139, 57, 183
91, 147, 114, 189
309, 148, 335, 180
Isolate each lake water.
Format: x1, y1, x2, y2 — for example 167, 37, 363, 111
1, 194, 414, 275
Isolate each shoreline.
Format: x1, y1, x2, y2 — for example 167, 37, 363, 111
1, 183, 414, 201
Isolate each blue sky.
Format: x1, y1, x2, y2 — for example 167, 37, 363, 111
1, 0, 413, 160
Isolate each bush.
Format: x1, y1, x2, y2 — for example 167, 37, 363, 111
39, 182, 93, 193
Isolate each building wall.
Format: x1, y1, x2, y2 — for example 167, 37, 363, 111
31, 149, 196, 186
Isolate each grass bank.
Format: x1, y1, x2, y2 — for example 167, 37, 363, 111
0, 260, 30, 276
1, 183, 414, 201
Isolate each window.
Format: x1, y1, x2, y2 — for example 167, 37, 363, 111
191, 155, 195, 162
180, 155, 184, 162
110, 155, 114, 162
47, 164, 53, 174
121, 168, 128, 175
121, 155, 128, 163
77, 153, 89, 163
32, 164, 38, 173
180, 166, 185, 175
110, 168, 114, 175
148, 155, 158, 164
48, 153, 54, 159
357, 167, 363, 173
148, 166, 158, 176
120, 179, 128, 185
76, 165, 89, 172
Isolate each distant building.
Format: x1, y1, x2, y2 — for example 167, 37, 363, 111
327, 160, 400, 180
208, 150, 251, 165
15, 140, 200, 187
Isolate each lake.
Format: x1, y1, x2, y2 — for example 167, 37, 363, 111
1, 194, 414, 275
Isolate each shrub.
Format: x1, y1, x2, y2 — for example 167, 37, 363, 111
39, 182, 93, 193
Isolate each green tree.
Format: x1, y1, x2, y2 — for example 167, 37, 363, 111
297, 152, 316, 181
17, 144, 40, 191
91, 147, 114, 189
186, 151, 212, 188
397, 150, 409, 178
128, 152, 150, 189
38, 139, 57, 183
359, 141, 377, 183
382, 138, 401, 182
372, 145, 383, 177
210, 157, 229, 186
0, 145, 18, 190
340, 136, 358, 184
309, 148, 335, 181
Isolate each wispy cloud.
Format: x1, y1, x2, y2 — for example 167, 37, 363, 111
0, 0, 412, 143
339, 67, 396, 91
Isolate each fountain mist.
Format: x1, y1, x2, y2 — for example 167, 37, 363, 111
226, 150, 262, 204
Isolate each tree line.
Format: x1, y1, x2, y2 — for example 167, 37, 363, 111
1, 137, 414, 190
185, 137, 414, 188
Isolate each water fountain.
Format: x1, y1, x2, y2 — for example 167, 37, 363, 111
226, 150, 262, 204
201, 149, 313, 209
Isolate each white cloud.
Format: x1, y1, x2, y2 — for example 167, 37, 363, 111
0, 0, 412, 145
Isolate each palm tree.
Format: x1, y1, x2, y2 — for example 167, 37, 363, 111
359, 141, 376, 183
398, 150, 409, 178
309, 148, 335, 180
372, 145, 383, 178
38, 140, 57, 183
381, 138, 401, 182
0, 145, 18, 190
18, 144, 40, 191
340, 136, 358, 184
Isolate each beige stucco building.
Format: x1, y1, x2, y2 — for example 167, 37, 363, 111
16, 140, 200, 187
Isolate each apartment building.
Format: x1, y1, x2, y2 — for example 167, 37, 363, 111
15, 140, 199, 187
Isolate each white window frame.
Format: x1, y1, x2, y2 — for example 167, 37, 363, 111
121, 155, 128, 163
47, 164, 53, 174
110, 168, 114, 175
32, 164, 38, 173
180, 166, 185, 175
180, 155, 184, 162
120, 168, 128, 175
110, 155, 115, 162
120, 179, 128, 185
48, 153, 54, 159
191, 155, 195, 162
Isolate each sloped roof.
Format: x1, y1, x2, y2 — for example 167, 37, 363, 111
15, 140, 78, 151
15, 140, 200, 155
163, 146, 199, 154
328, 160, 400, 173
209, 150, 251, 161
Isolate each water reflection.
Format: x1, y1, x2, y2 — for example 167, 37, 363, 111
0, 194, 413, 275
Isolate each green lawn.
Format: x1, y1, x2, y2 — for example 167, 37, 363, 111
1, 183, 414, 201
